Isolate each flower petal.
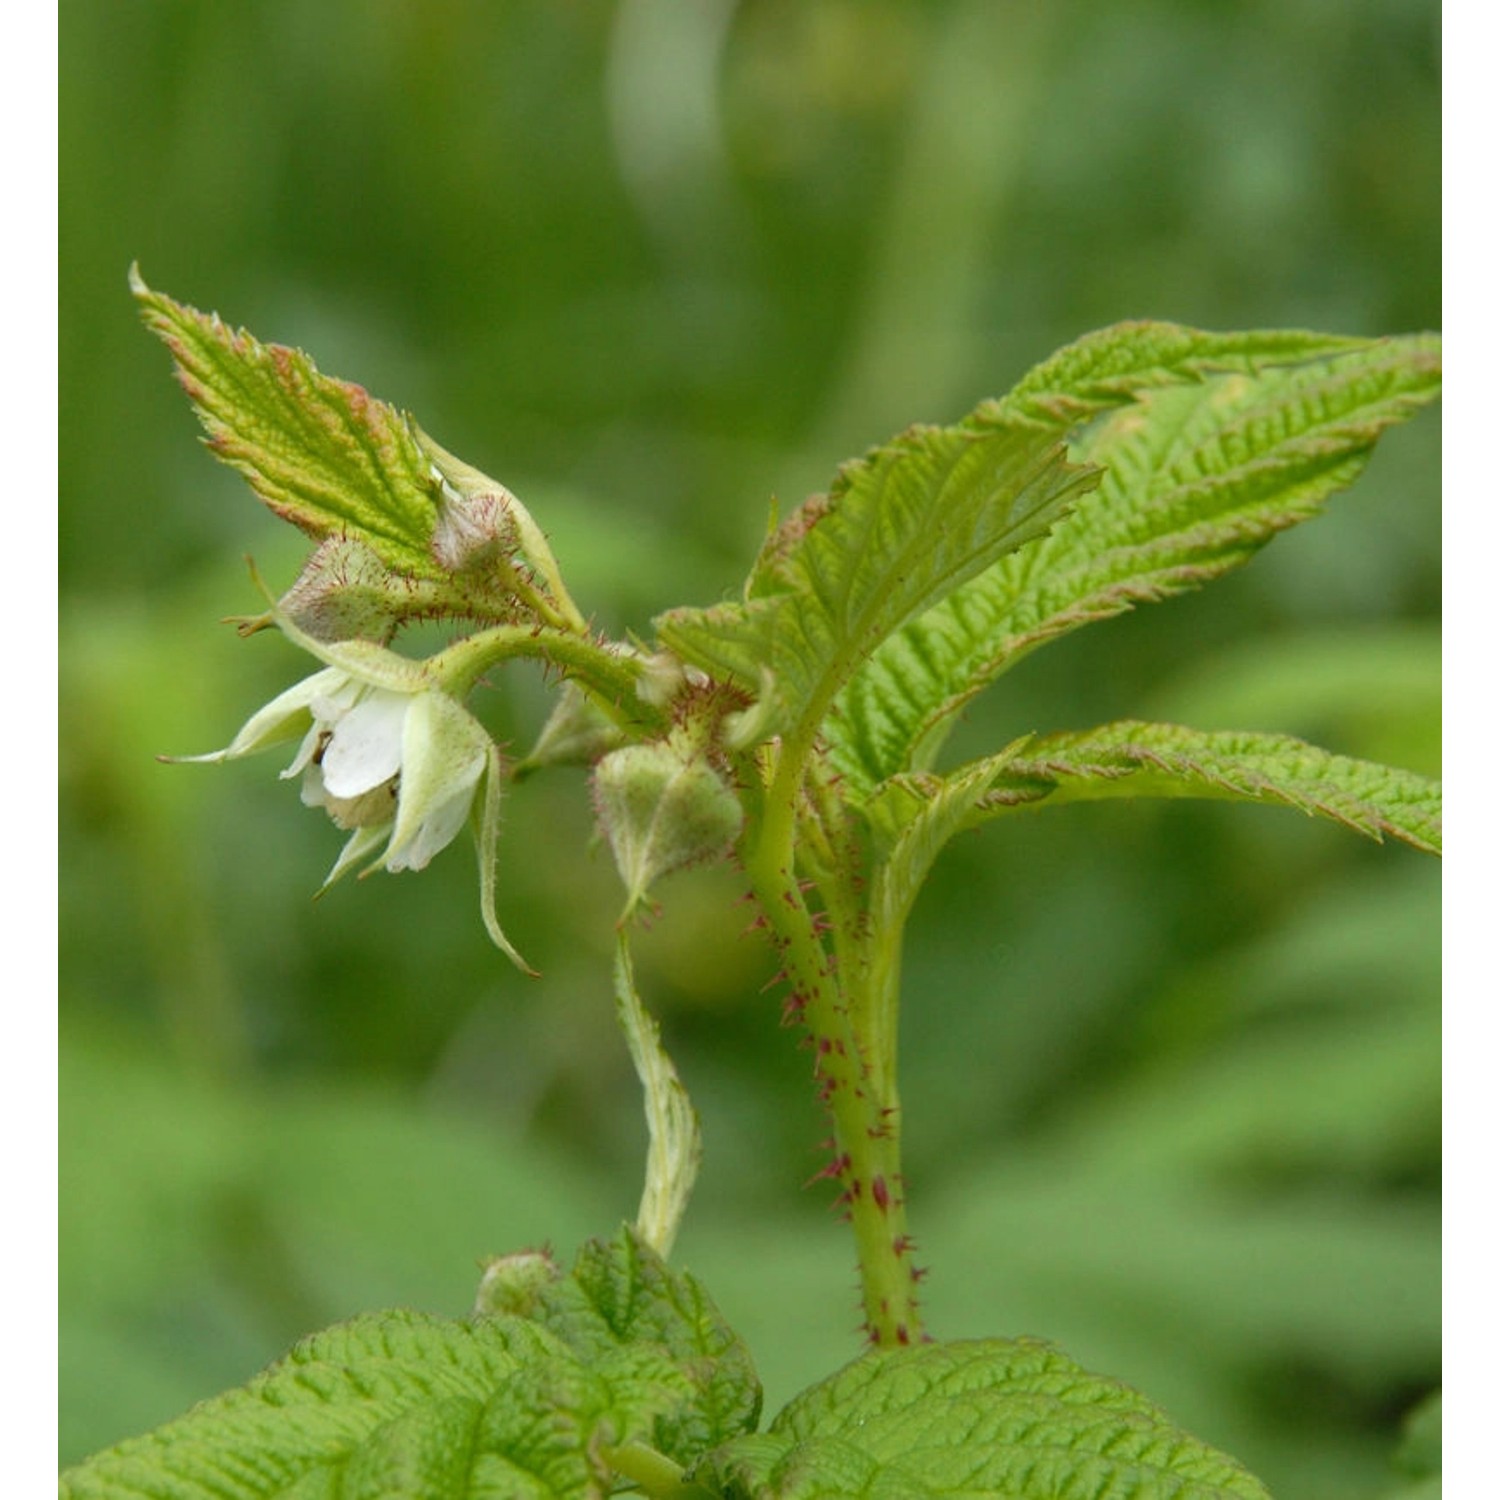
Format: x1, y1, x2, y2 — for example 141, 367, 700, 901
319, 690, 410, 797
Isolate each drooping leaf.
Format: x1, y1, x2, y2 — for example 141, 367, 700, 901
655, 415, 1099, 745
61, 1228, 759, 1500
131, 268, 439, 575
950, 720, 1441, 854
832, 327, 1441, 789
691, 1337, 1270, 1500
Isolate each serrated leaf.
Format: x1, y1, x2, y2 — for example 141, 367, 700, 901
832, 326, 1441, 789
995, 322, 1366, 428
865, 752, 1016, 939
655, 416, 1098, 745
527, 1208, 758, 1458
61, 1229, 759, 1500
956, 720, 1440, 854
691, 1338, 1269, 1500
132, 269, 439, 575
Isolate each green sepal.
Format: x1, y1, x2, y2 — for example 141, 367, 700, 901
592, 734, 745, 915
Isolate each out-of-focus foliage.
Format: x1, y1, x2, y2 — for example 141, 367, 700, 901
60, 3, 1438, 1496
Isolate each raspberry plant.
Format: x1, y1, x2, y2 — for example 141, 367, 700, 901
59, 272, 1441, 1499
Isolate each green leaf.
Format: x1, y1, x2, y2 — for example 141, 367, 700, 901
523, 1211, 760, 1459
131, 268, 439, 575
691, 1338, 1270, 1500
954, 719, 1441, 854
996, 322, 1366, 428
62, 1229, 760, 1500
654, 415, 1098, 746
865, 752, 1016, 939
832, 326, 1441, 789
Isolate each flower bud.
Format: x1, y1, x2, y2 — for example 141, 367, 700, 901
472, 1248, 560, 1319
592, 736, 744, 914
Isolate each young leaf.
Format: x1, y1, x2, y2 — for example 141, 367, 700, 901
965, 720, 1441, 854
61, 1229, 760, 1500
832, 327, 1441, 790
527, 1230, 761, 1461
690, 1337, 1270, 1500
655, 416, 1099, 746
131, 268, 439, 576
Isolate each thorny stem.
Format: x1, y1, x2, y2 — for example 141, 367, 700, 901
744, 737, 924, 1347
434, 623, 665, 737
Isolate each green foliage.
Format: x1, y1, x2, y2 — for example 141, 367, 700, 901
130, 268, 438, 577
872, 720, 1440, 861
76, 276, 1439, 1497
1385, 1393, 1440, 1500
833, 328, 1441, 790
61, 1230, 760, 1500
64, 10, 1441, 1491
656, 416, 1099, 744
694, 1339, 1269, 1500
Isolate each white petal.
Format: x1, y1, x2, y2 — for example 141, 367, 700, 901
283, 724, 327, 781
319, 690, 410, 797
299, 760, 331, 808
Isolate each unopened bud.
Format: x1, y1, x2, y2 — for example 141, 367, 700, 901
473, 1248, 560, 1318
593, 736, 744, 914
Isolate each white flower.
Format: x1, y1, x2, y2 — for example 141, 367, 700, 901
172, 610, 533, 971
289, 676, 488, 880
184, 664, 488, 883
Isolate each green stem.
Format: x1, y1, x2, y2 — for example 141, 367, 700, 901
433, 624, 663, 733
602, 1440, 719, 1499
744, 742, 923, 1347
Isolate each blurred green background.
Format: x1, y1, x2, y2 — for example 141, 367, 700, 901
60, 2, 1440, 1493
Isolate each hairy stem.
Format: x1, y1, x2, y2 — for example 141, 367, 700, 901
744, 743, 923, 1346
